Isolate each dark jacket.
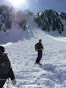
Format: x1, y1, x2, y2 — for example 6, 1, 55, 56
37, 42, 43, 51
0, 53, 15, 81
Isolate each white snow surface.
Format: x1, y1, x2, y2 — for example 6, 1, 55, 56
0, 16, 66, 88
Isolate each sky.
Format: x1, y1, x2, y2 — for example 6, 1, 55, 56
0, 0, 66, 13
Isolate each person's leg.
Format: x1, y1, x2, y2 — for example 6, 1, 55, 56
38, 57, 41, 63
36, 57, 39, 63
36, 57, 41, 63
38, 50, 42, 63
35, 51, 42, 64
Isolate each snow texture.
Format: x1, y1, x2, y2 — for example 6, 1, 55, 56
0, 15, 66, 88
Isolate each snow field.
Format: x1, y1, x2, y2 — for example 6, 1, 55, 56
1, 15, 66, 88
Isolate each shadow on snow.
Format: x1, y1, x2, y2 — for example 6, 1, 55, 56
39, 64, 66, 86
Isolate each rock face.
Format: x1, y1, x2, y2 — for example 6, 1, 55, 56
34, 9, 66, 33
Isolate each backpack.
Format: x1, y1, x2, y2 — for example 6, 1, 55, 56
35, 43, 43, 51
35, 43, 40, 51
0, 53, 9, 75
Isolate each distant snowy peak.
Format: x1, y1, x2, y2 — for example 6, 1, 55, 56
34, 9, 66, 33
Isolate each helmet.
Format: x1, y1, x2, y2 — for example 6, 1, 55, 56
39, 39, 42, 43
0, 46, 5, 53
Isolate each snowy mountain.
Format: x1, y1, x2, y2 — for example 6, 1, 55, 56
34, 9, 66, 33
0, 8, 66, 88
0, 6, 33, 32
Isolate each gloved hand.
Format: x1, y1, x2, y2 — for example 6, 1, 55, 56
12, 79, 16, 85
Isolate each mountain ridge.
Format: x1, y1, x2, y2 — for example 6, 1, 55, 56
34, 9, 66, 33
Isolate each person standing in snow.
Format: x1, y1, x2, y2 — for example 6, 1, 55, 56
35, 39, 44, 64
0, 46, 16, 88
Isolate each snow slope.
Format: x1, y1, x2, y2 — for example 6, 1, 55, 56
0, 15, 66, 88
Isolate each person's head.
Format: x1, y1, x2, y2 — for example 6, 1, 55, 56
39, 39, 42, 43
0, 46, 5, 53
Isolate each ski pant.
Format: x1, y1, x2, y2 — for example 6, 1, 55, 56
36, 50, 42, 63
0, 79, 6, 88
36, 57, 41, 63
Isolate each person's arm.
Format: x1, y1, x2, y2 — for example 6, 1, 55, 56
9, 62, 16, 85
41, 44, 44, 50
9, 63, 15, 80
4, 54, 15, 81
